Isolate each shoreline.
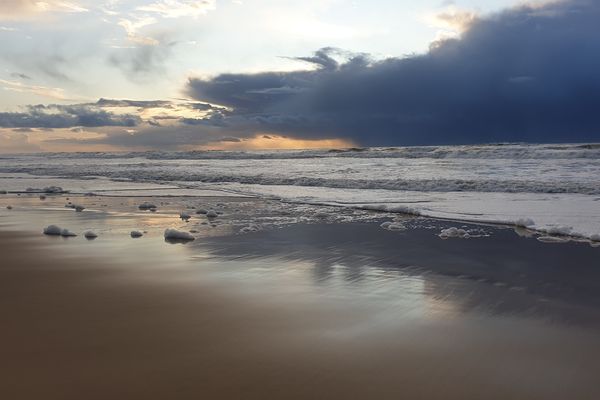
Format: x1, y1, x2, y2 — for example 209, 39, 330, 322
2, 189, 599, 246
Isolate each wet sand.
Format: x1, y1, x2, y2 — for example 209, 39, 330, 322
1, 195, 600, 399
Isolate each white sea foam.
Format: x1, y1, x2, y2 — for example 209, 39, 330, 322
43, 225, 62, 235
380, 221, 406, 231
514, 218, 535, 227
84, 231, 98, 239
537, 236, 570, 243
439, 227, 470, 239
43, 225, 77, 237
61, 229, 77, 237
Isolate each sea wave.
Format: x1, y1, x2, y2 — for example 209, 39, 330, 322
13, 143, 600, 161
1, 164, 599, 195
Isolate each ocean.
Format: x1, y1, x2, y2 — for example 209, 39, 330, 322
1, 143, 599, 239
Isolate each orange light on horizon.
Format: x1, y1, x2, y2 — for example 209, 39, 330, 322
1, 128, 358, 153
197, 134, 357, 151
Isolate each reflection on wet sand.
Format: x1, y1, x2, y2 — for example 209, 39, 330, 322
196, 222, 600, 326
1, 196, 600, 399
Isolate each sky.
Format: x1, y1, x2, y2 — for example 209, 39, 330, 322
0, 0, 598, 152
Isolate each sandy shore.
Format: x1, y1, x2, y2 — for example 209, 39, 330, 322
1, 195, 600, 399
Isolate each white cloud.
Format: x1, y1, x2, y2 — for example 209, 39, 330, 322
137, 0, 216, 19
118, 16, 159, 45
0, 0, 88, 20
0, 79, 68, 100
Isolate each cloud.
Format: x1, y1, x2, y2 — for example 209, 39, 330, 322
118, 16, 159, 46
109, 38, 177, 80
0, 98, 225, 150
0, 104, 140, 128
185, 0, 600, 146
137, 0, 216, 19
95, 98, 173, 108
0, 0, 87, 20
0, 79, 68, 100
5, 0, 599, 150
10, 72, 32, 80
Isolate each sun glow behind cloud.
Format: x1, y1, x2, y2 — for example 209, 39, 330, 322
200, 135, 356, 151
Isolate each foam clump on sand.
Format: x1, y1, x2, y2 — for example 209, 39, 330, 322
61, 229, 77, 237
84, 231, 98, 239
514, 218, 535, 227
380, 221, 406, 231
439, 227, 470, 239
43, 225, 63, 235
138, 202, 157, 210
43, 225, 76, 237
130, 231, 144, 238
164, 229, 195, 241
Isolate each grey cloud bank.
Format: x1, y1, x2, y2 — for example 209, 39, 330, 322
187, 0, 600, 146
0, 104, 140, 129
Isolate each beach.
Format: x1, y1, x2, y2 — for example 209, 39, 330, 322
3, 0, 600, 398
1, 191, 600, 400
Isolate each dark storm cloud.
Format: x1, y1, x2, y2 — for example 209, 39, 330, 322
186, 0, 600, 145
0, 104, 140, 128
